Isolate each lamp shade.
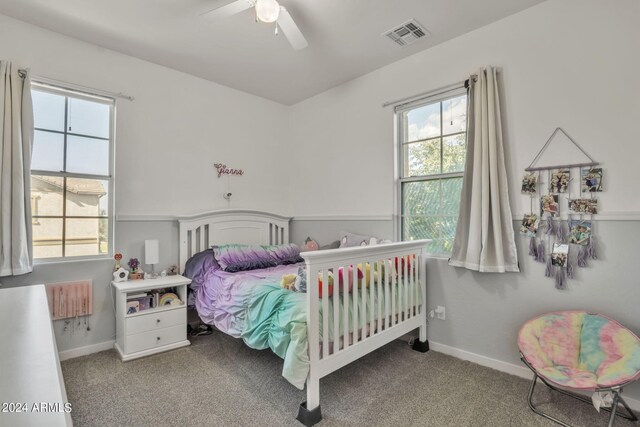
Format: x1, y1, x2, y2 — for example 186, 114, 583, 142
145, 239, 159, 265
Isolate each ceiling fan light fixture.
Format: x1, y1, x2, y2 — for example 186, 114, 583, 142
255, 0, 280, 23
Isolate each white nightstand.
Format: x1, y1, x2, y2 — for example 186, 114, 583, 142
112, 275, 191, 361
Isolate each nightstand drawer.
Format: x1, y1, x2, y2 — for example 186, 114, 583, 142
125, 324, 185, 354
126, 307, 185, 336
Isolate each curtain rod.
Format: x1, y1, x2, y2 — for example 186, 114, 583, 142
18, 69, 135, 102
382, 74, 477, 109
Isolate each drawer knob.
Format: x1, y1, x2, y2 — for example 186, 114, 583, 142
156, 319, 161, 323
157, 336, 161, 341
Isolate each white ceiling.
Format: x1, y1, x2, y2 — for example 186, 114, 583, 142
0, 0, 545, 105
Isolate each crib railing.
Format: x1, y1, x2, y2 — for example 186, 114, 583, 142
300, 240, 430, 412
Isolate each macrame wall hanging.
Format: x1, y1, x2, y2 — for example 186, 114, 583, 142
520, 128, 602, 289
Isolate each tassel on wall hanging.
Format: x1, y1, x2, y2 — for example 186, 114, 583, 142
520, 127, 603, 289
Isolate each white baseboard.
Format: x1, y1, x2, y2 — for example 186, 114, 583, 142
429, 341, 640, 412
58, 340, 115, 361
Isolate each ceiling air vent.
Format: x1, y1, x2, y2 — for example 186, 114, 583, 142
383, 19, 430, 47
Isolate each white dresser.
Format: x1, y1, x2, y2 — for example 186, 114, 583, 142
112, 275, 191, 361
0, 285, 72, 427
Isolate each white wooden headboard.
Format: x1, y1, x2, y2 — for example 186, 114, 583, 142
178, 209, 291, 272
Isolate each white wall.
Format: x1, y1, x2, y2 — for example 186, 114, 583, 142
0, 12, 290, 352
0, 13, 291, 217
287, 0, 640, 402
288, 0, 640, 218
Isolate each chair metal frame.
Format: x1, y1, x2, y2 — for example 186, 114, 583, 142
521, 355, 639, 427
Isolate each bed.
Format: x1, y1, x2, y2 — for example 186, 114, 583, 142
179, 209, 430, 426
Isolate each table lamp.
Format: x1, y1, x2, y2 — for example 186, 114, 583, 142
145, 239, 159, 279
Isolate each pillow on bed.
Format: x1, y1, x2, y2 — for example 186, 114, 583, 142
263, 243, 304, 265
213, 244, 277, 273
183, 249, 220, 291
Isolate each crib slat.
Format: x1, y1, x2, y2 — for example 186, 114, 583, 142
369, 259, 375, 336
391, 258, 396, 327
361, 264, 367, 339
333, 264, 340, 354
199, 226, 206, 253
383, 259, 389, 329
322, 269, 329, 359
403, 255, 409, 320
377, 260, 383, 332
352, 263, 359, 344
343, 264, 350, 349
409, 254, 414, 318
397, 256, 403, 322
416, 255, 421, 315
414, 254, 422, 316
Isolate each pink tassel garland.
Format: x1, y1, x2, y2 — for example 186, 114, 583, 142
536, 242, 546, 263
545, 256, 553, 277
545, 219, 554, 236
566, 259, 574, 279
529, 238, 537, 257
555, 268, 566, 290
588, 236, 597, 260
560, 221, 568, 242
577, 246, 588, 267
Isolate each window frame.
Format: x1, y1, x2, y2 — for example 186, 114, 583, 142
30, 82, 116, 264
394, 86, 468, 256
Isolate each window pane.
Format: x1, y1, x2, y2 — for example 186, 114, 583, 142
32, 218, 63, 258
441, 178, 463, 215
442, 95, 467, 135
442, 134, 466, 173
406, 138, 440, 176
31, 130, 64, 172
65, 218, 105, 257
64, 178, 108, 217
405, 102, 440, 142
32, 90, 65, 132
403, 215, 437, 241
67, 97, 110, 138
403, 181, 439, 216
427, 216, 458, 254
66, 135, 109, 175
404, 216, 458, 254
31, 175, 63, 216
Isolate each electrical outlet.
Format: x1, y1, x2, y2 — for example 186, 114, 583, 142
435, 305, 446, 320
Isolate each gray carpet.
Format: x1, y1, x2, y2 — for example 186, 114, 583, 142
61, 331, 638, 426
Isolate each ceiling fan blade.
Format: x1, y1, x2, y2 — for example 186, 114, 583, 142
200, 0, 253, 22
277, 7, 308, 50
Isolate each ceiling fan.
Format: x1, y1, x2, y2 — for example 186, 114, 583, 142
201, 0, 308, 50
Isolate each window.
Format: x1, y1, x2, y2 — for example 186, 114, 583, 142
30, 84, 114, 260
397, 88, 468, 255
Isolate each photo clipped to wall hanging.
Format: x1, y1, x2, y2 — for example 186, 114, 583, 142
521, 172, 537, 194
551, 243, 569, 267
540, 194, 559, 218
549, 169, 570, 193
520, 214, 539, 237
581, 167, 603, 192
569, 198, 598, 214
569, 220, 591, 246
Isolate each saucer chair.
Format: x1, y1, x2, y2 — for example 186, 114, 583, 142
518, 311, 640, 427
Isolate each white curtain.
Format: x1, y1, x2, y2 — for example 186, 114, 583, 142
448, 66, 519, 273
0, 61, 34, 276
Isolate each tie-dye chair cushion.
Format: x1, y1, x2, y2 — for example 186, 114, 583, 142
518, 311, 640, 390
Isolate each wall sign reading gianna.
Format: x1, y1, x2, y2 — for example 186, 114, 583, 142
214, 163, 244, 178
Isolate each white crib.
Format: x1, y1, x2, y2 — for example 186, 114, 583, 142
179, 210, 429, 426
